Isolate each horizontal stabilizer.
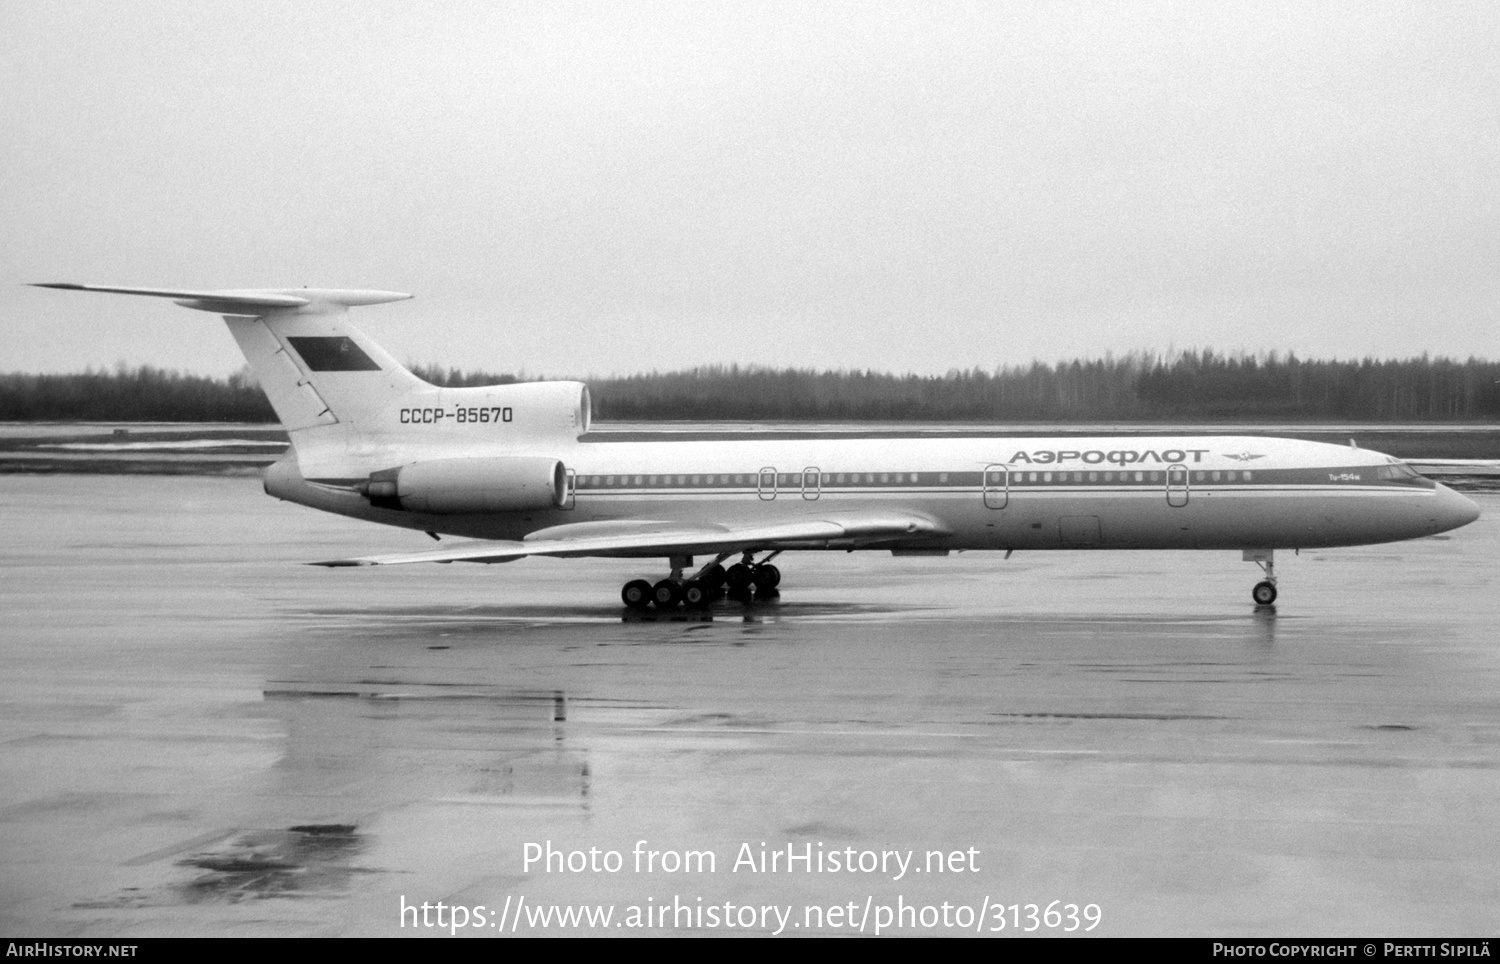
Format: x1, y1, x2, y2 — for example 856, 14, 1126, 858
31, 283, 411, 314
311, 512, 950, 567
1405, 459, 1500, 477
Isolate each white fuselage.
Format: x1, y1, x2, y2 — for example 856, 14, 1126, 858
269, 432, 1480, 555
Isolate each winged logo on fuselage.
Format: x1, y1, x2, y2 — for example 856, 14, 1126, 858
1223, 452, 1267, 462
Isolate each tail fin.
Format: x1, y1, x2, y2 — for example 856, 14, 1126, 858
35, 284, 591, 482
32, 284, 421, 433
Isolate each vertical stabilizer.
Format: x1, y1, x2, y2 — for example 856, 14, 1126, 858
216, 300, 427, 434
32, 284, 424, 468
35, 283, 592, 481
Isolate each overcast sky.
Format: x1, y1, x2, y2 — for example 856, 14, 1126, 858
3, 1, 1498, 377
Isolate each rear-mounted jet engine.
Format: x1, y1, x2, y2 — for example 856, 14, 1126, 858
358, 457, 567, 513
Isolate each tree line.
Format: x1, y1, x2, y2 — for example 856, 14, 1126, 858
5, 352, 1500, 422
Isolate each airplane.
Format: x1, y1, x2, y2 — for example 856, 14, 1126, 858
35, 283, 1482, 609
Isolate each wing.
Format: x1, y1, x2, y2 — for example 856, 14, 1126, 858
312, 511, 950, 567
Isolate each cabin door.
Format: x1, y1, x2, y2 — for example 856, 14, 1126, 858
1166, 463, 1190, 507
983, 463, 1009, 509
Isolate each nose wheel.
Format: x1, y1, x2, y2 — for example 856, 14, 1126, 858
1243, 549, 1278, 606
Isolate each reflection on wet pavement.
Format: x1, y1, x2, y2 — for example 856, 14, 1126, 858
177, 825, 368, 903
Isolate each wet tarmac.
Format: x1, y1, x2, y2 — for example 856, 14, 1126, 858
2, 474, 1499, 936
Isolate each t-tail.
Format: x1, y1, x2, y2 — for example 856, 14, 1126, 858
30, 284, 591, 481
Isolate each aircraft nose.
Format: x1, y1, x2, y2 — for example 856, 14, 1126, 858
1433, 483, 1481, 532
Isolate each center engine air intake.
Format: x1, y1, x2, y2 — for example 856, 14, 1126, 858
358, 457, 567, 513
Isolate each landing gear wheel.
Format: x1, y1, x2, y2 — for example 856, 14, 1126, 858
622, 579, 653, 610
725, 563, 754, 594
1252, 581, 1278, 606
652, 579, 682, 609
682, 580, 711, 609
751, 563, 781, 591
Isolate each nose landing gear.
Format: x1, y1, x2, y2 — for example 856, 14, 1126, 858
1244, 549, 1278, 606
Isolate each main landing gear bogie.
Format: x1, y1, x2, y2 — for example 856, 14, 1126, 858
621, 553, 782, 611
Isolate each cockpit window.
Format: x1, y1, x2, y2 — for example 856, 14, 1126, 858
1378, 463, 1422, 480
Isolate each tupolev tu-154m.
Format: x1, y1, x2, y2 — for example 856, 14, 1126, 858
36, 283, 1481, 608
